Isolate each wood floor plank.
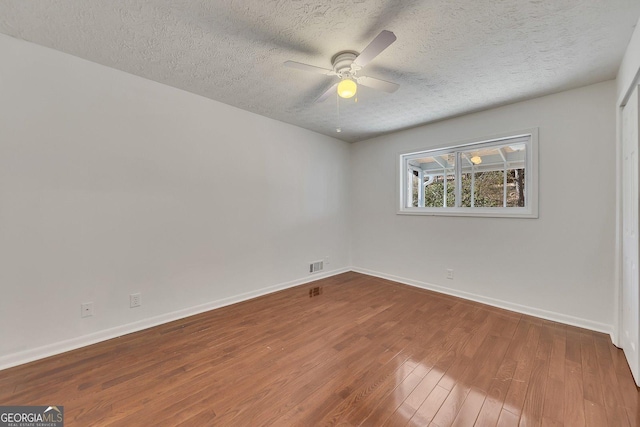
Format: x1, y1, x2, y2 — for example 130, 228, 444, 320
503, 323, 541, 416
548, 330, 567, 381
342, 359, 417, 425
0, 272, 637, 426
627, 406, 640, 427
542, 378, 564, 425
464, 334, 511, 392
474, 356, 516, 426
450, 386, 485, 427
497, 408, 520, 427
565, 329, 583, 365
584, 399, 608, 427
431, 382, 471, 426
564, 360, 586, 427
399, 366, 446, 416
580, 333, 605, 408
520, 358, 550, 427
593, 335, 631, 427
360, 371, 423, 425
408, 385, 450, 426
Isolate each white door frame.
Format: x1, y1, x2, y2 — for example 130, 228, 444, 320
611, 83, 640, 385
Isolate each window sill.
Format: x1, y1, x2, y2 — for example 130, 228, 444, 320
396, 208, 538, 218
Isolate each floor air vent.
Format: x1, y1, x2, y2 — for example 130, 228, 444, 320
309, 286, 323, 298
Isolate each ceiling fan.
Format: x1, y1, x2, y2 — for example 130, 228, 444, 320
284, 30, 400, 102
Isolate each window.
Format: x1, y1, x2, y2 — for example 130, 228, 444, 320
399, 129, 538, 218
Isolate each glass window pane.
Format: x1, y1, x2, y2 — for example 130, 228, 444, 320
507, 168, 526, 207
474, 171, 505, 207
460, 172, 472, 207
458, 142, 526, 208
414, 154, 455, 208
407, 167, 419, 207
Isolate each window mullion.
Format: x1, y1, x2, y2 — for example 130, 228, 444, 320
406, 160, 411, 208
443, 166, 447, 207
418, 169, 424, 207
471, 164, 475, 207
455, 151, 461, 207
503, 160, 507, 207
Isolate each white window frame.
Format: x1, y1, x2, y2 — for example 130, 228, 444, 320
398, 129, 538, 218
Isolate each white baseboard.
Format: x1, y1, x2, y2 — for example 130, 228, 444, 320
0, 267, 350, 371
352, 267, 614, 339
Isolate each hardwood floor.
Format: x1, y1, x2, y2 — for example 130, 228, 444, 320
0, 272, 638, 426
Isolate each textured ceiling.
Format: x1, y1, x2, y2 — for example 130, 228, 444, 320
1, 1, 639, 142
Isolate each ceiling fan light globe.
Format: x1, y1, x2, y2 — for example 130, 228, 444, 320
338, 79, 357, 98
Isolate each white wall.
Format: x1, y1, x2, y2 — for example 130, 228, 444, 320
0, 34, 351, 368
351, 80, 617, 333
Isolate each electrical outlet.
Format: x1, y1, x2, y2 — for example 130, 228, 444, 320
324, 256, 330, 265
130, 293, 141, 308
81, 302, 94, 318
446, 269, 454, 280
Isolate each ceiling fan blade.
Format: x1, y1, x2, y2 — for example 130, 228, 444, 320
357, 76, 399, 93
284, 61, 335, 75
353, 30, 397, 68
315, 83, 338, 103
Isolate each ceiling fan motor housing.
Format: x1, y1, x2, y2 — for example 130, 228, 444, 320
331, 51, 359, 78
